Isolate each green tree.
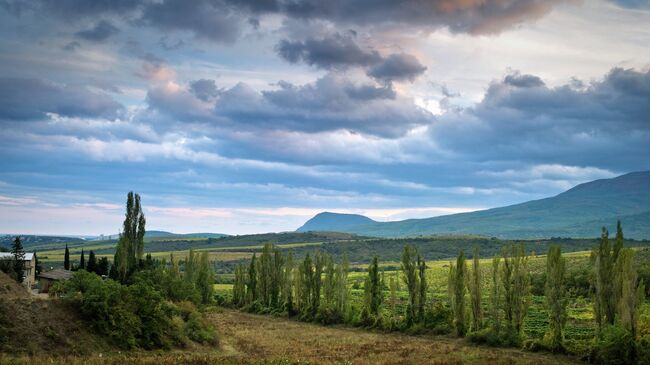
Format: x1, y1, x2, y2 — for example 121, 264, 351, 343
417, 255, 427, 322
593, 227, 615, 331
335, 253, 350, 318
11, 237, 25, 284
363, 256, 383, 318
114, 191, 146, 283
401, 245, 419, 325
87, 250, 97, 274
64, 244, 70, 270
247, 253, 258, 304
232, 264, 246, 307
490, 256, 501, 335
544, 245, 567, 352
79, 249, 86, 270
97, 257, 110, 276
616, 248, 645, 338
284, 252, 295, 314
502, 244, 530, 339
452, 250, 467, 337
196, 252, 214, 304
468, 246, 482, 332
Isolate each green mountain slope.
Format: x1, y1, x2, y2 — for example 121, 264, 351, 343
297, 171, 650, 239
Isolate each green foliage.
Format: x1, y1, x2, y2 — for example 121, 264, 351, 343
451, 250, 467, 337
595, 325, 635, 365
468, 246, 482, 332
501, 244, 530, 343
361, 256, 382, 322
64, 244, 70, 270
544, 245, 567, 353
10, 237, 25, 284
114, 191, 146, 283
51, 269, 215, 349
401, 245, 419, 326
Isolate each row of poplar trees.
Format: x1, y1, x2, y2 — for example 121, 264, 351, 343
447, 221, 645, 355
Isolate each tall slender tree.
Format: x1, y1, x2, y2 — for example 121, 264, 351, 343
247, 253, 258, 304
114, 191, 146, 283
616, 248, 645, 338
469, 246, 482, 332
593, 227, 616, 331
363, 256, 383, 318
544, 245, 567, 352
64, 244, 70, 270
196, 252, 214, 304
417, 255, 427, 321
87, 250, 97, 274
452, 250, 467, 337
11, 237, 25, 284
79, 249, 85, 270
401, 245, 419, 325
490, 256, 501, 335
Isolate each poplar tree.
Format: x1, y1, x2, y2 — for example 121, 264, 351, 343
335, 253, 350, 317
284, 252, 294, 314
300, 254, 314, 317
364, 256, 383, 318
544, 245, 567, 352
271, 248, 284, 308
64, 244, 70, 270
79, 249, 85, 270
196, 252, 214, 304
247, 253, 258, 303
417, 255, 427, 321
114, 191, 146, 283
11, 237, 25, 283
469, 246, 482, 332
593, 227, 616, 331
322, 254, 336, 311
401, 245, 419, 325
87, 250, 97, 274
233, 264, 246, 307
312, 252, 324, 315
616, 249, 645, 338
510, 244, 530, 337
490, 256, 501, 335
452, 250, 467, 337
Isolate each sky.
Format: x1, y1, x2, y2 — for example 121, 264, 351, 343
0, 0, 649, 236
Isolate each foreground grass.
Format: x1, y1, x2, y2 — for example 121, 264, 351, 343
2, 308, 584, 364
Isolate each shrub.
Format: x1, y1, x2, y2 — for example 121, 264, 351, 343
595, 325, 635, 365
637, 335, 650, 365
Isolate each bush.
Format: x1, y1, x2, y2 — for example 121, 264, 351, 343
637, 335, 650, 365
51, 270, 216, 349
595, 325, 635, 365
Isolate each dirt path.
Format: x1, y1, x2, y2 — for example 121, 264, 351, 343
210, 309, 584, 365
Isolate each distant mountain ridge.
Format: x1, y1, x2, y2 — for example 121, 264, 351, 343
297, 212, 376, 232
296, 171, 650, 239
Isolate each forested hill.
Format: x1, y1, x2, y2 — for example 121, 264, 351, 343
297, 171, 650, 239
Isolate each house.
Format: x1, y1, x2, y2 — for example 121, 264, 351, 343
0, 252, 36, 289
38, 268, 73, 293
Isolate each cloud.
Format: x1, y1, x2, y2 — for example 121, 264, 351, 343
74, 20, 120, 41
608, 0, 650, 9
432, 67, 650, 170
241, 0, 574, 35
0, 77, 123, 120
276, 33, 381, 69
190, 79, 221, 101
140, 0, 242, 44
145, 73, 431, 137
367, 53, 427, 83
37, 0, 143, 18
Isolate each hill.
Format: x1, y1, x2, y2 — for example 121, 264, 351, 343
297, 212, 376, 232
297, 171, 650, 239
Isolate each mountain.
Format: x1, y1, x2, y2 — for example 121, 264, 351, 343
145, 231, 229, 239
297, 171, 650, 239
297, 212, 376, 232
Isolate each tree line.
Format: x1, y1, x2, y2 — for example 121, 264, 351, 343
230, 221, 648, 364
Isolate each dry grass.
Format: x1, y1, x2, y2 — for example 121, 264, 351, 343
2, 308, 586, 365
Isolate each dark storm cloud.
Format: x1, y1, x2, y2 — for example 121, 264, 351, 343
433, 67, 650, 170
140, 0, 242, 44
0, 77, 123, 120
276, 33, 382, 69
190, 79, 221, 101
146, 74, 430, 137
235, 0, 573, 35
503, 72, 545, 88
367, 53, 427, 83
74, 20, 120, 41
37, 0, 142, 18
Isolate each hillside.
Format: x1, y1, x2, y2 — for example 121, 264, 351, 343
297, 212, 376, 232
297, 171, 650, 239
0, 272, 111, 355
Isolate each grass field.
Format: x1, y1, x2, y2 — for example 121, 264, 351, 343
2, 308, 585, 365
